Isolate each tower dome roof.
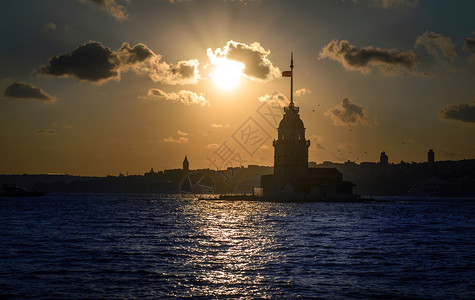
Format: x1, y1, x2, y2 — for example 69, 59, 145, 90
278, 110, 304, 130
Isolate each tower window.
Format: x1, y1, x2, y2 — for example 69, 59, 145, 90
281, 133, 285, 140
290, 134, 294, 142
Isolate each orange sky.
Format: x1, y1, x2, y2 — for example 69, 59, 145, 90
0, 0, 474, 176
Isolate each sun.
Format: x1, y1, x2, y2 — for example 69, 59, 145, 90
210, 58, 245, 90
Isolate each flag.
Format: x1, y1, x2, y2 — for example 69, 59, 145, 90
282, 70, 292, 77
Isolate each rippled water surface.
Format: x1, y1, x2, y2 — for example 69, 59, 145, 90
0, 194, 474, 299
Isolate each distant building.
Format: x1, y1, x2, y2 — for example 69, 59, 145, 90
428, 149, 435, 164
144, 167, 156, 176
183, 155, 189, 171
261, 54, 355, 201
380, 151, 388, 164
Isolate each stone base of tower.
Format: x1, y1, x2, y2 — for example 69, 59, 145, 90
261, 168, 356, 202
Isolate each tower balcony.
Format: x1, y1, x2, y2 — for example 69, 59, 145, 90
284, 105, 299, 113
274, 138, 310, 145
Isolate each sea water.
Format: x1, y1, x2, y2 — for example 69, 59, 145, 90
0, 194, 473, 299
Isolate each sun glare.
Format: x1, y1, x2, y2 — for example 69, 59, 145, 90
210, 58, 244, 90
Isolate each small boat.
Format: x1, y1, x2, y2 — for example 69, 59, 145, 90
0, 184, 45, 197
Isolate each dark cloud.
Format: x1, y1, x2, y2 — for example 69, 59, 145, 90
146, 88, 209, 106
464, 32, 475, 53
439, 101, 475, 123
319, 40, 420, 75
40, 41, 200, 85
40, 41, 121, 83
84, 0, 128, 21
416, 31, 457, 59
2, 82, 54, 101
118, 42, 156, 64
145, 59, 200, 85
325, 98, 374, 126
171, 61, 196, 78
118, 42, 199, 84
463, 32, 475, 61
207, 41, 280, 81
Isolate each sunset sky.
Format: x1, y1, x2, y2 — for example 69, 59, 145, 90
1, 0, 474, 176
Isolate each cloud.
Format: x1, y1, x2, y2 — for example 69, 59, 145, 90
325, 98, 374, 126
119, 42, 200, 85
207, 143, 219, 149
295, 88, 311, 97
36, 129, 57, 135
118, 42, 155, 64
463, 32, 475, 61
147, 88, 209, 106
319, 40, 420, 75
207, 40, 280, 81
148, 59, 200, 85
439, 101, 475, 123
308, 134, 326, 150
464, 32, 475, 53
40, 41, 121, 83
163, 129, 190, 144
211, 123, 230, 128
2, 82, 55, 101
46, 22, 56, 30
258, 92, 290, 107
163, 136, 188, 144
415, 31, 457, 60
83, 0, 129, 21
40, 41, 200, 85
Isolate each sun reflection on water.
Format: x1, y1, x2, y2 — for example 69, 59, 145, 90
170, 200, 283, 298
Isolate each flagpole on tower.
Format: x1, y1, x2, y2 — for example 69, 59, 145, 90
281, 53, 294, 109
290, 52, 294, 107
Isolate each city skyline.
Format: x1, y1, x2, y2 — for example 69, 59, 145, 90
1, 0, 474, 176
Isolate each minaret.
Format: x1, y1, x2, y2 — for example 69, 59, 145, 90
273, 53, 310, 178
183, 155, 189, 171
380, 151, 388, 164
428, 149, 435, 164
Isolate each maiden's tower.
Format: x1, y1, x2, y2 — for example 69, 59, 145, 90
261, 53, 355, 201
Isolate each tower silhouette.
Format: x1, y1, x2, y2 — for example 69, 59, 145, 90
428, 149, 435, 164
183, 155, 189, 171
273, 53, 310, 178
261, 53, 355, 201
380, 151, 388, 164
273, 102, 310, 178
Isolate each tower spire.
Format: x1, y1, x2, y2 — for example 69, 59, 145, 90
290, 52, 294, 107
